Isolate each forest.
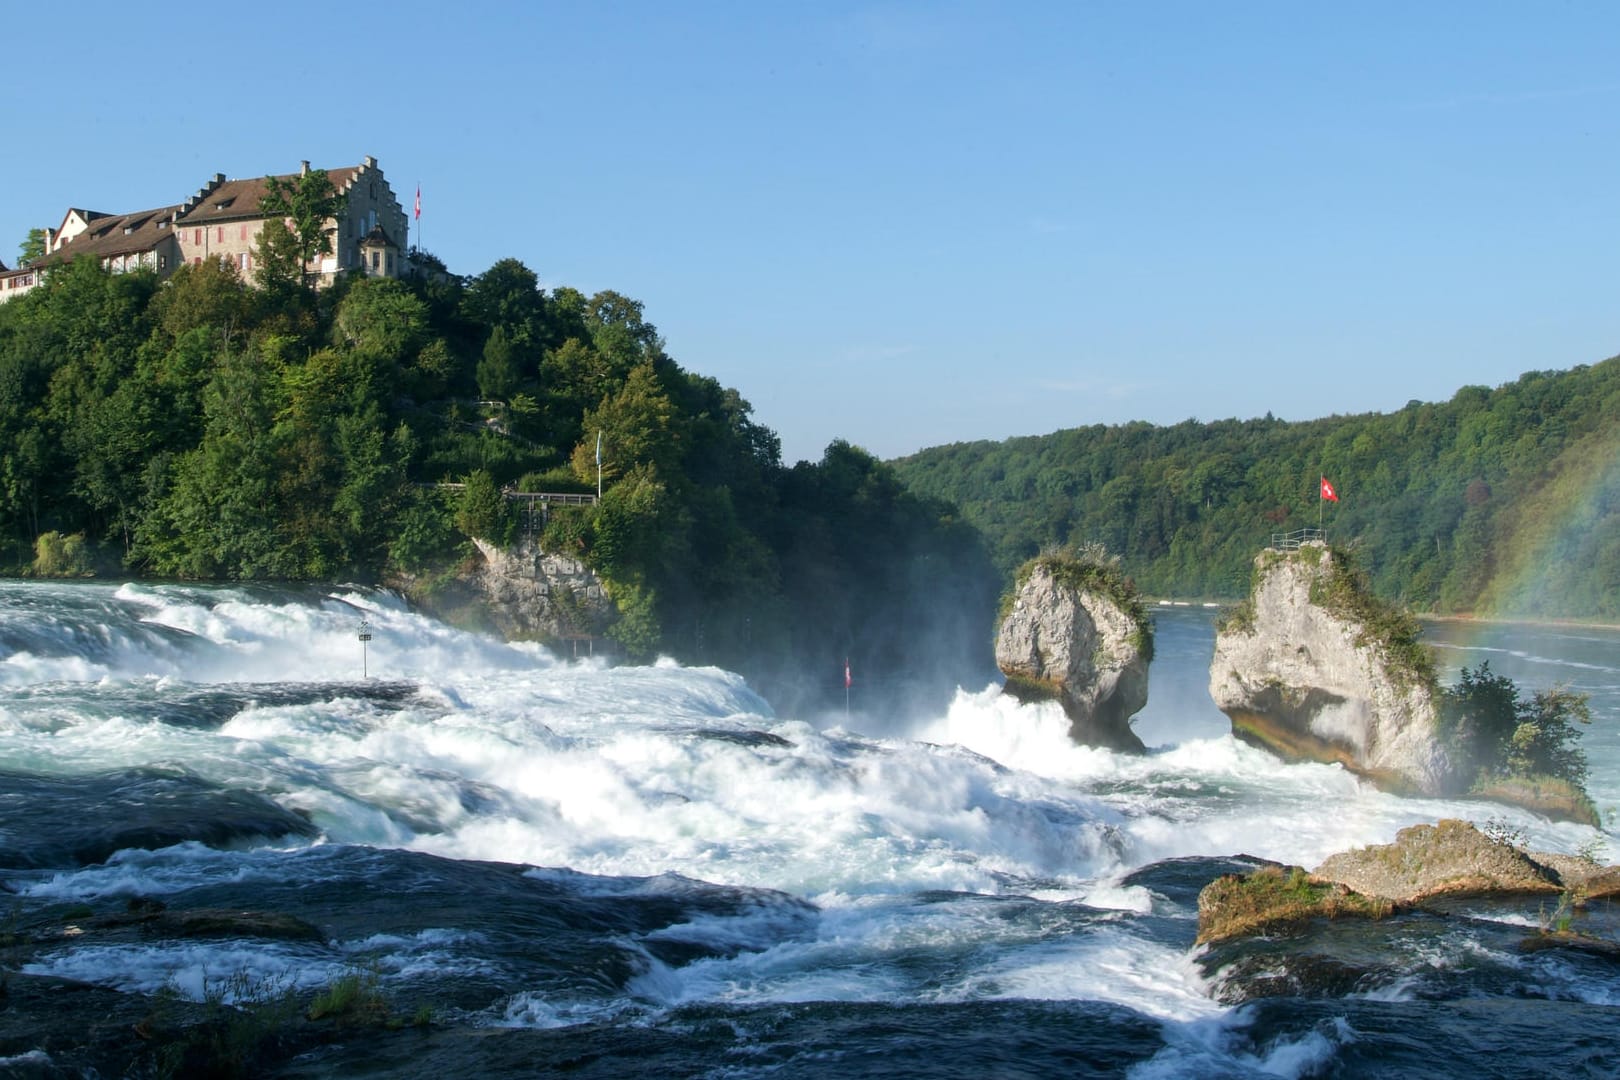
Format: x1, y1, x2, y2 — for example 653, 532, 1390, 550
893, 357, 1620, 620
0, 252, 998, 712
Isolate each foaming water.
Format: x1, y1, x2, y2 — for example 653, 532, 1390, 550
4, 584, 1619, 1076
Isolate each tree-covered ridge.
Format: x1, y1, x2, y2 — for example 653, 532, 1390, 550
893, 358, 1620, 618
0, 255, 998, 710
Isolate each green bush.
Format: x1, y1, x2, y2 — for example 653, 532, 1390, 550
454, 469, 514, 545
32, 531, 93, 577
1441, 661, 1591, 795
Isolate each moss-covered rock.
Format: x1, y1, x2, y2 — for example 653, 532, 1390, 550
995, 548, 1152, 752
1196, 864, 1393, 945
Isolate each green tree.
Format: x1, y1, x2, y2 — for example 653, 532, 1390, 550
255, 168, 344, 291
476, 325, 522, 401
455, 469, 510, 543
17, 228, 46, 268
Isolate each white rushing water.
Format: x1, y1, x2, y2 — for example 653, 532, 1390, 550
4, 582, 1616, 1044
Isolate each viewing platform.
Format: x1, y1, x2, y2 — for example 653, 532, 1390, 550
1269, 527, 1324, 551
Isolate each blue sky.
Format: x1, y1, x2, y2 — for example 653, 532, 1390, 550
4, 2, 1617, 464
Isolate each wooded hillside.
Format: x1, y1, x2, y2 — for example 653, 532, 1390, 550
893, 358, 1620, 619
0, 255, 998, 709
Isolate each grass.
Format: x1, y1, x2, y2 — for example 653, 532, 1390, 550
305, 968, 391, 1025
145, 965, 413, 1079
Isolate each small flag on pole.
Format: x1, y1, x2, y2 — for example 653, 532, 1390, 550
414, 184, 421, 221
1320, 477, 1339, 502
595, 431, 603, 467
844, 658, 852, 689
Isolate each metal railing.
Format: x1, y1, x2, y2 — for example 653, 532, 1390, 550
507, 491, 599, 533
1269, 527, 1324, 551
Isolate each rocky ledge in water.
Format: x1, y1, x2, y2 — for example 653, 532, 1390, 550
1195, 820, 1620, 1002
1209, 541, 1449, 795
995, 549, 1153, 752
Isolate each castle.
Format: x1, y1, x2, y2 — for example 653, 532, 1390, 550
0, 155, 410, 302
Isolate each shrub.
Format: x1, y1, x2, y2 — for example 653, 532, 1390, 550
32, 531, 94, 577
1441, 661, 1592, 802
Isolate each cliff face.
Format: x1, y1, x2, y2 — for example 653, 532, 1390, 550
1209, 543, 1449, 794
466, 538, 614, 643
996, 560, 1150, 752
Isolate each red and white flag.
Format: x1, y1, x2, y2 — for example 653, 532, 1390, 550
844, 658, 852, 689
414, 184, 421, 221
1320, 476, 1339, 502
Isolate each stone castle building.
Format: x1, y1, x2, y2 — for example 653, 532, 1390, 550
1, 156, 409, 302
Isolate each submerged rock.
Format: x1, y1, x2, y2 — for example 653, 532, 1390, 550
995, 552, 1152, 752
1208, 542, 1449, 794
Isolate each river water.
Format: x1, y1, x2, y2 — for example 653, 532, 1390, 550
1, 582, 1616, 1077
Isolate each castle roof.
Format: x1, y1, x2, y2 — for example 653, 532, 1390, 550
174, 166, 362, 225
33, 205, 182, 266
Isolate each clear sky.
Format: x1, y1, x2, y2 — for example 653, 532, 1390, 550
4, 2, 1617, 464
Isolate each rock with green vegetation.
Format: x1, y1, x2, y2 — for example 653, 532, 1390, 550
1196, 863, 1394, 945
1440, 664, 1599, 825
1209, 541, 1450, 794
1312, 819, 1574, 904
995, 547, 1152, 752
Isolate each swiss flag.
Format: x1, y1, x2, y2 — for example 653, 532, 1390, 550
1321, 476, 1339, 502
844, 658, 852, 689
414, 184, 421, 221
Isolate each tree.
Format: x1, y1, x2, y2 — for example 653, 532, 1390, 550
254, 168, 345, 291
1440, 662, 1591, 791
17, 228, 46, 268
476, 326, 522, 401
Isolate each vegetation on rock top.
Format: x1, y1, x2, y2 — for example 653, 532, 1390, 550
1002, 542, 1154, 661
1196, 864, 1393, 946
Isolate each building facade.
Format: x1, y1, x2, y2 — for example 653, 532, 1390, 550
0, 156, 409, 302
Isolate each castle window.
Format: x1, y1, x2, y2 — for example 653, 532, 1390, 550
193, 228, 202, 246
217, 227, 225, 243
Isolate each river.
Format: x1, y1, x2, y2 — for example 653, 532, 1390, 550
1, 582, 1616, 1076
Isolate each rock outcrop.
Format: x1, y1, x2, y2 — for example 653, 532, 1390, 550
1209, 542, 1449, 794
468, 538, 614, 643
996, 555, 1151, 752
1196, 819, 1620, 949
1313, 819, 1620, 904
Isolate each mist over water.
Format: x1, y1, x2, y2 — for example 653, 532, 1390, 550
2, 584, 1617, 1077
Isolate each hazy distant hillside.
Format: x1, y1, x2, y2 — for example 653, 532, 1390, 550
893, 356, 1620, 619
